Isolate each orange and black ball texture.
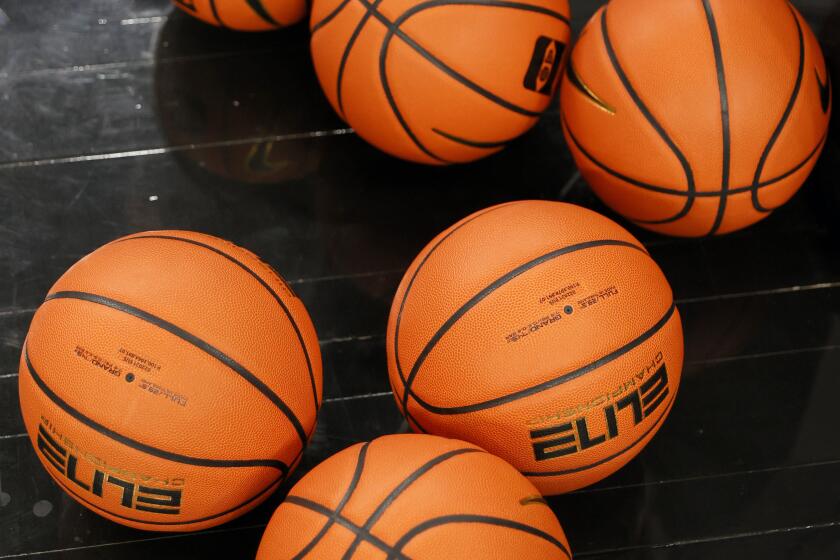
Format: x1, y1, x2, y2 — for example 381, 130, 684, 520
387, 201, 683, 494
172, 0, 307, 30
256, 434, 572, 559
310, 0, 571, 164
561, 0, 831, 237
19, 232, 322, 531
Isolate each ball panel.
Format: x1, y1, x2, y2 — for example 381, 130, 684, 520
753, 145, 824, 213
49, 233, 320, 432
560, 8, 692, 193
340, 435, 482, 524
388, 202, 642, 399
399, 522, 568, 559
309, 0, 365, 117
385, 37, 531, 163
284, 442, 368, 513
760, 6, 831, 182
257, 499, 348, 559
177, 0, 305, 30
18, 359, 281, 531
371, 448, 566, 547
25, 300, 301, 463
310, 0, 569, 163
408, 245, 673, 408
399, 3, 570, 112
257, 435, 570, 557
405, 309, 683, 494
607, 0, 724, 193
561, 118, 696, 225
711, 0, 801, 189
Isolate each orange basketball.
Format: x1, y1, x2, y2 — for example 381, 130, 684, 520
256, 434, 571, 559
386, 201, 683, 494
172, 0, 306, 30
309, 0, 571, 164
560, 0, 832, 237
18, 231, 322, 531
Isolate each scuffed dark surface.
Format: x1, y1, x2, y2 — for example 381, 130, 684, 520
1, 0, 840, 557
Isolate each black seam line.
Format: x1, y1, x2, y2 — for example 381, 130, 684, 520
388, 372, 429, 433
371, 0, 569, 163
337, 0, 385, 116
702, 0, 731, 236
377, 0, 567, 118
390, 515, 571, 559
245, 0, 281, 26
431, 128, 513, 149
414, 303, 677, 415
284, 496, 412, 559
392, 202, 519, 432
24, 347, 290, 472
563, 115, 827, 199
751, 4, 805, 214
601, 6, 696, 223
401, 239, 650, 416
562, 117, 691, 226
114, 234, 320, 415
291, 442, 370, 559
341, 447, 482, 559
311, 0, 352, 33
44, 291, 309, 446
209, 0, 226, 27
523, 394, 675, 477
48, 458, 285, 526
374, 2, 449, 164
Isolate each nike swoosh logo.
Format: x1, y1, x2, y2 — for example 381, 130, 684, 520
817, 68, 831, 114
567, 63, 616, 115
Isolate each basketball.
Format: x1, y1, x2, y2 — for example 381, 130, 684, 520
17, 231, 322, 531
256, 434, 571, 559
172, 0, 307, 30
386, 201, 682, 494
309, 0, 571, 164
560, 0, 831, 237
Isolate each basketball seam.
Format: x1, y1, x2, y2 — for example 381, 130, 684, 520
562, 116, 827, 199
411, 303, 677, 414
291, 442, 370, 559
599, 5, 697, 224
326, 0, 568, 162
43, 291, 309, 446
373, 0, 568, 161
311, 0, 353, 33
702, 0, 732, 236
114, 234, 321, 415
336, 0, 385, 116
400, 239, 651, 417
382, 0, 566, 118
430, 128, 515, 149
523, 394, 675, 477
245, 0, 282, 26
750, 4, 805, 214
285, 496, 412, 559
23, 347, 290, 471
391, 514, 572, 558
561, 118, 690, 226
340, 447, 482, 559
47, 467, 284, 526
391, 201, 519, 433
209, 0, 226, 27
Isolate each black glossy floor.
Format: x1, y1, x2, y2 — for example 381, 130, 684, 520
2, 0, 840, 558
